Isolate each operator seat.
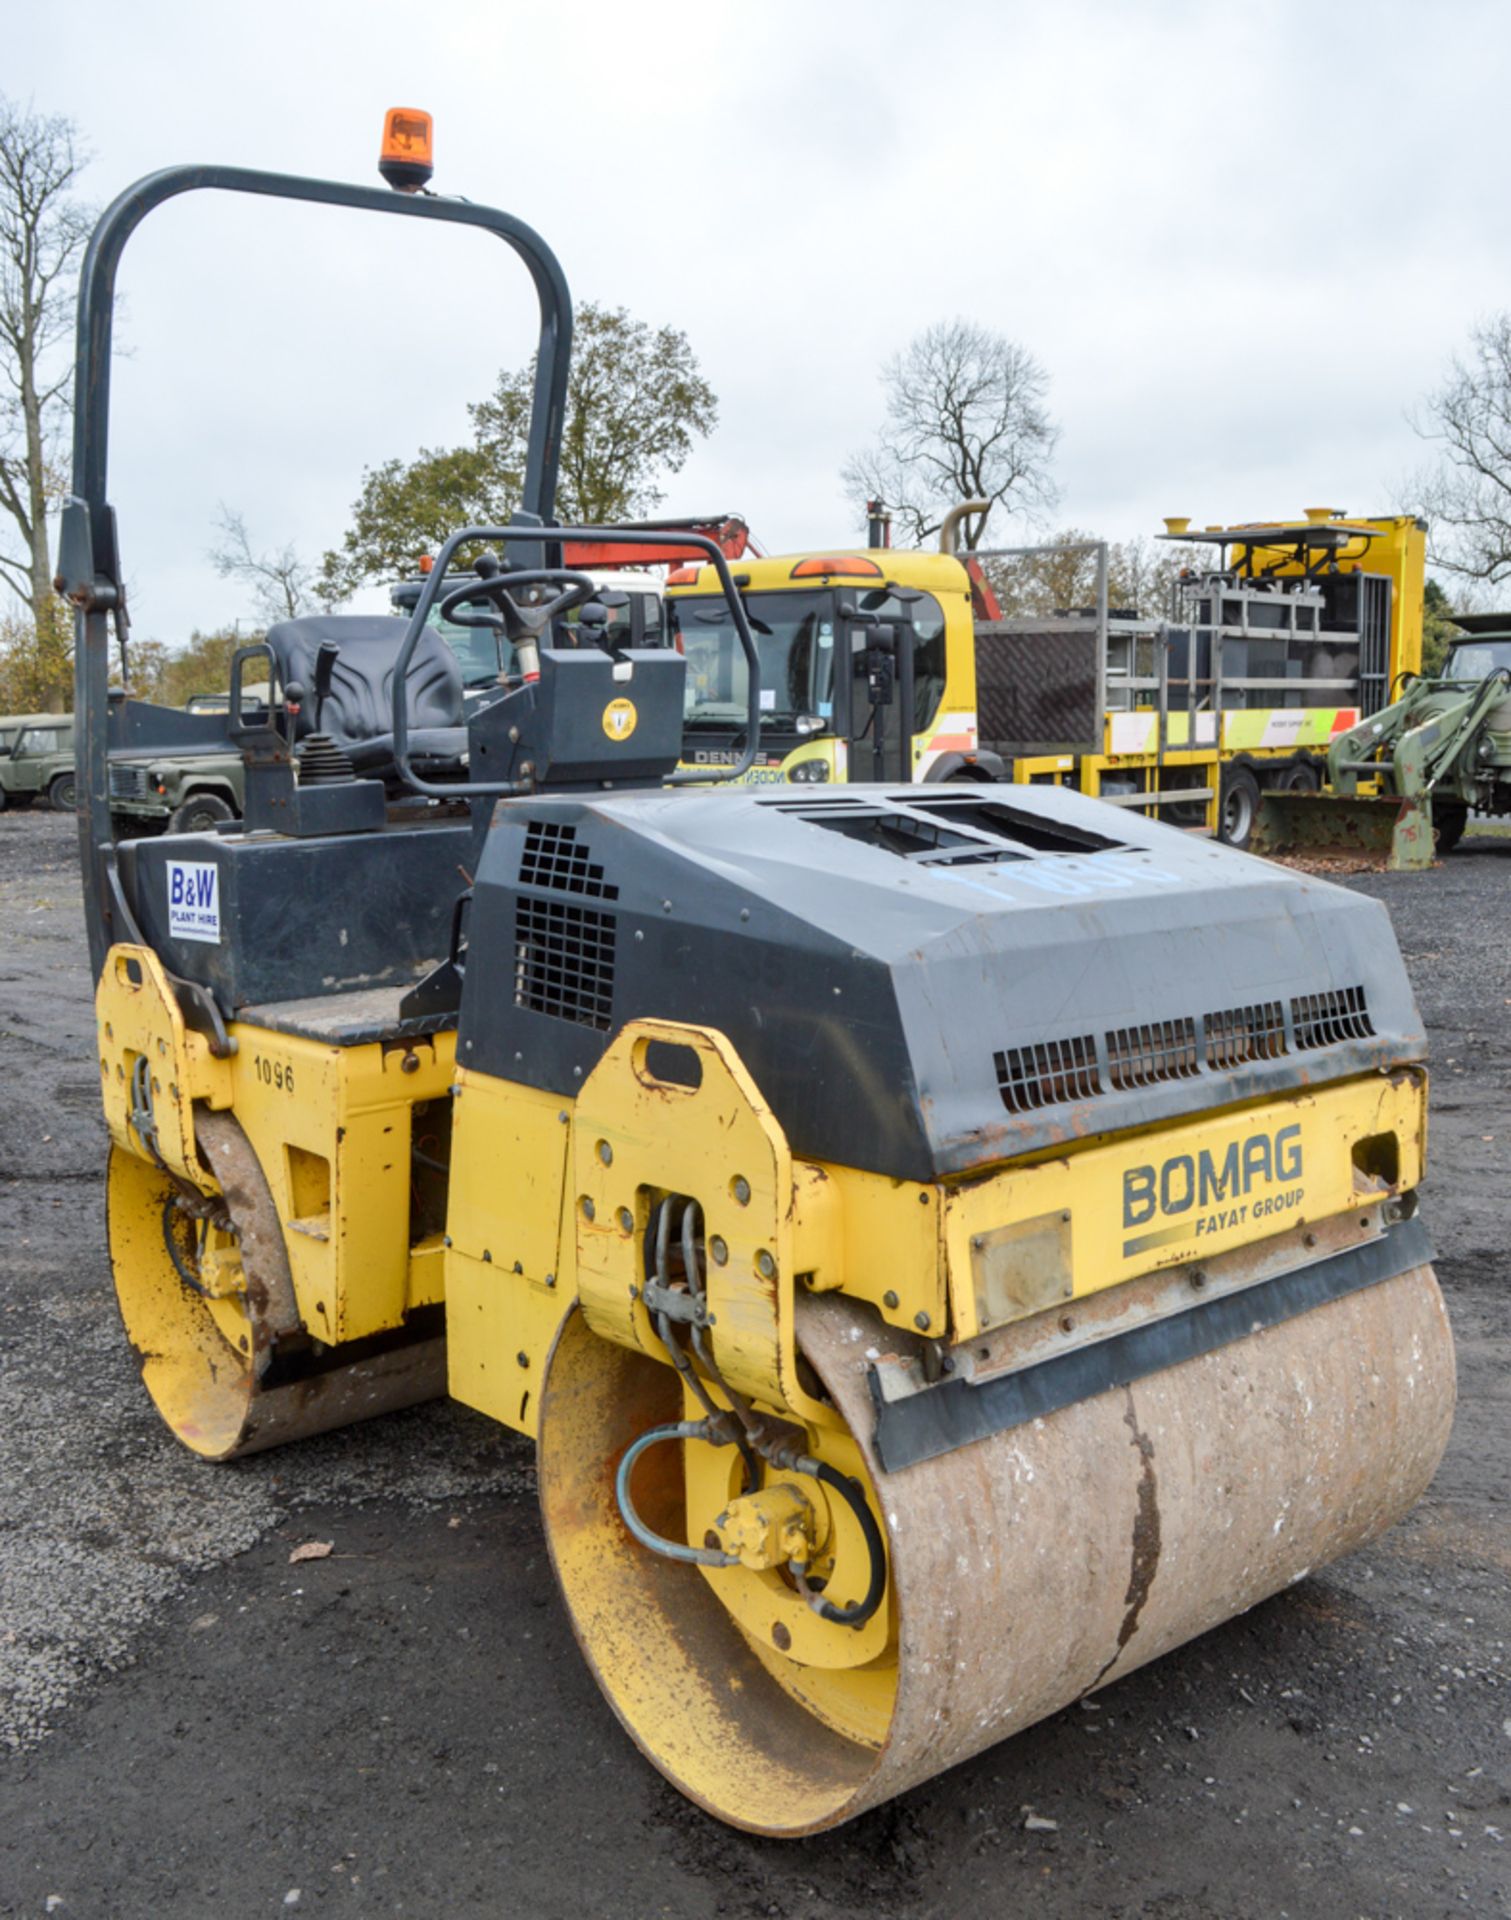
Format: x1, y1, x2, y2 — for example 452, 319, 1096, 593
265, 615, 468, 784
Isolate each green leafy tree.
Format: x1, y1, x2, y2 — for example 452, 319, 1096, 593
473, 302, 718, 525
319, 445, 509, 602
100, 625, 261, 710
0, 604, 71, 710
160, 626, 264, 707
321, 303, 718, 599
108, 635, 174, 702
1420, 576, 1457, 677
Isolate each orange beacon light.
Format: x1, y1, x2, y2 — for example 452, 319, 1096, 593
379, 108, 433, 193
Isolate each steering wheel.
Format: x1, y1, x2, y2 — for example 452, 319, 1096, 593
437, 552, 599, 644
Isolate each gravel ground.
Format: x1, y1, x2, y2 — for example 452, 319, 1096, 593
0, 808, 1507, 1920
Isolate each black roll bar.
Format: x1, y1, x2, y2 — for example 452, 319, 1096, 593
392, 526, 763, 793
59, 163, 573, 979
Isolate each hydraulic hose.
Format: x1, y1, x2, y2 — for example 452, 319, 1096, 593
794, 1456, 888, 1628
615, 1419, 739, 1568
161, 1194, 210, 1297
645, 1197, 760, 1491
625, 1198, 889, 1624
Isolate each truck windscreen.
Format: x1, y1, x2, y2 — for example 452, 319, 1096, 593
1447, 640, 1511, 681
425, 606, 502, 688
671, 590, 834, 729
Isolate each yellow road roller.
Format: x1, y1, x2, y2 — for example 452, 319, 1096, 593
61, 126, 1453, 1836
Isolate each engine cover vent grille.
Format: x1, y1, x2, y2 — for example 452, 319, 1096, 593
994, 987, 1376, 1119
520, 820, 619, 900
1292, 985, 1374, 1050
1106, 1019, 1200, 1090
774, 793, 1125, 861
994, 1035, 1099, 1114
1204, 1000, 1287, 1068
514, 896, 617, 1029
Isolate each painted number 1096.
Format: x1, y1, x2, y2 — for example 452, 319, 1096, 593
253, 1054, 295, 1094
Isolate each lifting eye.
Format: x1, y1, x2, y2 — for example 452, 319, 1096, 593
640, 1040, 702, 1090
1352, 1131, 1401, 1191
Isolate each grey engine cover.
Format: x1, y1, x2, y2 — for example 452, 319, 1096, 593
459, 783, 1422, 1184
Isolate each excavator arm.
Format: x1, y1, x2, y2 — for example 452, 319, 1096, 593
1258, 667, 1511, 868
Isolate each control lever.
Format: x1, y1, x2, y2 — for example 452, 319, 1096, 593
312, 640, 341, 733
283, 680, 306, 745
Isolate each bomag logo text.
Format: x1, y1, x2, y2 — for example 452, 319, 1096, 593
1122, 1123, 1303, 1247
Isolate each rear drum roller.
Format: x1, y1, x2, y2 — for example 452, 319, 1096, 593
107, 1112, 445, 1460
539, 1269, 1454, 1835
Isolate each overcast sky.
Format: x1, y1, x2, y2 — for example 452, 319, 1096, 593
9, 0, 1510, 642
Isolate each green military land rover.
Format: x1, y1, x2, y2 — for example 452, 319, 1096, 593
0, 715, 76, 811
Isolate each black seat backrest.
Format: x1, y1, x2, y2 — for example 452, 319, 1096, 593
265, 616, 463, 743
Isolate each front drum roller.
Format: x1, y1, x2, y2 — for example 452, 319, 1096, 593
107, 1111, 445, 1460
539, 1267, 1454, 1836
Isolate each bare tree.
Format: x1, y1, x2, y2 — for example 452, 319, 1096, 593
0, 96, 92, 701
979, 530, 1198, 620
210, 505, 322, 623
842, 320, 1060, 550
1408, 314, 1511, 586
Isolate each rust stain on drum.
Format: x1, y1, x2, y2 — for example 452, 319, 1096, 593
1115, 1391, 1161, 1655
1085, 1388, 1162, 1691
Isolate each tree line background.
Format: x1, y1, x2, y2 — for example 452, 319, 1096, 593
0, 93, 1489, 711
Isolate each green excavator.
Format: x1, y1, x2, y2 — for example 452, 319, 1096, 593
1254, 612, 1511, 867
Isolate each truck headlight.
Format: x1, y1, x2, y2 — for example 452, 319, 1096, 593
787, 759, 830, 783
